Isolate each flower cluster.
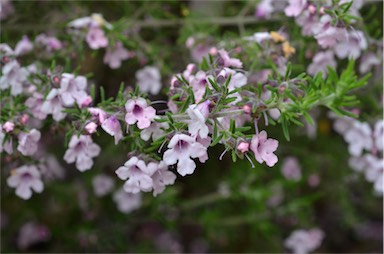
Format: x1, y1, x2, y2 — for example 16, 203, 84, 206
330, 113, 383, 194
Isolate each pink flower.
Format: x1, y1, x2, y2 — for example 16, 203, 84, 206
281, 156, 302, 181
307, 50, 336, 78
17, 129, 41, 156
25, 92, 48, 120
359, 52, 381, 74
0, 0, 14, 21
88, 107, 107, 124
373, 120, 383, 151
295, 10, 320, 36
334, 30, 367, 59
163, 134, 208, 176
125, 98, 156, 129
150, 161, 177, 197
63, 135, 101, 172
237, 142, 250, 153
80, 95, 92, 108
103, 42, 131, 69
136, 66, 162, 95
190, 71, 208, 102
17, 222, 50, 250
255, 0, 274, 19
186, 103, 210, 139
113, 188, 142, 214
217, 49, 243, 68
284, 228, 324, 254
7, 165, 44, 200
250, 130, 278, 167
58, 73, 88, 107
307, 173, 320, 187
85, 122, 98, 134
92, 174, 115, 197
35, 34, 62, 52
115, 157, 157, 193
285, 0, 307, 17
314, 15, 347, 48
41, 89, 66, 121
86, 26, 108, 49
14, 36, 33, 56
3, 121, 14, 132
101, 115, 123, 144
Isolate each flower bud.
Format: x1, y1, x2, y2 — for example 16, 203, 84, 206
243, 104, 252, 114
81, 96, 93, 108
85, 122, 98, 134
3, 121, 14, 132
237, 142, 250, 153
308, 5, 316, 14
20, 114, 29, 125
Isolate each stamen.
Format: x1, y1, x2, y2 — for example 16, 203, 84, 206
245, 154, 255, 168
219, 148, 228, 160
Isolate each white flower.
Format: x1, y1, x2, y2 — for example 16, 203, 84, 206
136, 66, 162, 95
115, 157, 157, 193
63, 135, 101, 171
163, 134, 207, 176
7, 165, 44, 200
151, 161, 177, 197
0, 60, 28, 96
140, 118, 169, 141
58, 73, 88, 107
186, 103, 210, 139
373, 120, 383, 151
113, 188, 142, 214
41, 89, 67, 121
284, 228, 324, 254
17, 129, 41, 156
92, 174, 115, 197
344, 121, 373, 156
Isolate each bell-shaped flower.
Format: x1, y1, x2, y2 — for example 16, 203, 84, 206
125, 98, 156, 129
284, 0, 307, 17
7, 165, 44, 200
101, 115, 123, 144
334, 30, 367, 59
217, 49, 243, 68
186, 103, 210, 139
113, 188, 142, 214
41, 89, 66, 121
250, 130, 278, 167
86, 26, 108, 49
163, 134, 208, 176
104, 42, 131, 69
58, 73, 88, 107
25, 92, 48, 120
151, 161, 176, 197
14, 36, 33, 56
115, 156, 157, 193
88, 107, 107, 124
140, 118, 169, 141
344, 121, 372, 156
136, 66, 162, 95
0, 60, 28, 96
92, 174, 115, 197
307, 50, 337, 78
17, 129, 41, 156
63, 135, 101, 171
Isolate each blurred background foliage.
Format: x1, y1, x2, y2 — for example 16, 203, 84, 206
1, 0, 383, 253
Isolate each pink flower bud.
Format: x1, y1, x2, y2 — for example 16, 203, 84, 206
209, 47, 218, 55
52, 76, 60, 85
85, 122, 98, 134
243, 104, 252, 114
308, 5, 316, 14
319, 7, 325, 15
237, 142, 250, 153
20, 114, 29, 125
81, 96, 93, 108
186, 37, 195, 48
3, 121, 14, 132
